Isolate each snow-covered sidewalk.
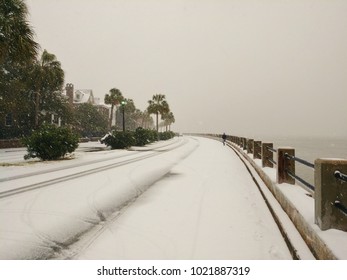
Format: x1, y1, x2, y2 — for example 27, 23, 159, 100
68, 137, 292, 260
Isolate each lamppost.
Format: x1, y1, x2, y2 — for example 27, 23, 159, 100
121, 100, 127, 131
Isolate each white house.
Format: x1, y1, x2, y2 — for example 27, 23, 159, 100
73, 89, 95, 104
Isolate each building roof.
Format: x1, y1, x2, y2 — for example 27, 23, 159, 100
74, 89, 94, 104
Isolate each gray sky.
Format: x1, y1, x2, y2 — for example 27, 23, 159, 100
26, 0, 347, 138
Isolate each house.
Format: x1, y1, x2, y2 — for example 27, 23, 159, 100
65, 83, 114, 125
0, 83, 112, 141
94, 97, 113, 123
73, 89, 94, 104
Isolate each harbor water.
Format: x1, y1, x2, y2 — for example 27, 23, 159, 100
269, 137, 347, 191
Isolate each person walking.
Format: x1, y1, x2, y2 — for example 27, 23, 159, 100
222, 133, 227, 146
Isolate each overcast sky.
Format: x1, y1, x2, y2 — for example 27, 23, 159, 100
26, 0, 347, 138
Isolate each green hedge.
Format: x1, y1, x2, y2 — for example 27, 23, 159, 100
100, 130, 135, 149
159, 131, 175, 140
101, 128, 175, 149
22, 124, 79, 161
134, 127, 151, 146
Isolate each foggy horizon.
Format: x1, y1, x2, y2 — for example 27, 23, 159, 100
26, 0, 347, 139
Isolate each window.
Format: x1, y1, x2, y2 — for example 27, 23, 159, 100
5, 113, 13, 126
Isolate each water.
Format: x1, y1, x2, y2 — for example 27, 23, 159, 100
266, 136, 347, 191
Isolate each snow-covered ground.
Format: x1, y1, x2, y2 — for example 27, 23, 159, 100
0, 137, 196, 259
68, 137, 292, 260
0, 136, 344, 261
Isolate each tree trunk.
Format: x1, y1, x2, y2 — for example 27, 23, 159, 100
156, 112, 159, 132
34, 91, 40, 127
109, 104, 114, 130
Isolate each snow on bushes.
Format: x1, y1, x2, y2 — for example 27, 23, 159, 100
100, 130, 135, 149
22, 124, 79, 161
100, 128, 175, 149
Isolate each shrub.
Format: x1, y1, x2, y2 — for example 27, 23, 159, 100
100, 129, 175, 149
148, 130, 159, 142
159, 131, 175, 140
100, 130, 136, 149
134, 127, 150, 146
23, 125, 79, 161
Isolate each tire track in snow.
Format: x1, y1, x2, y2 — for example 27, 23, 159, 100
0, 138, 188, 199
0, 137, 182, 183
49, 137, 198, 260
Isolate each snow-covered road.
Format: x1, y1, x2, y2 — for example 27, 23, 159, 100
1, 136, 294, 260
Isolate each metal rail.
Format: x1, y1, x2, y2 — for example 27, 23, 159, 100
334, 201, 347, 216
255, 152, 261, 158
226, 134, 347, 232
333, 172, 347, 215
284, 153, 315, 191
334, 170, 347, 182
286, 169, 315, 191
267, 146, 277, 153
268, 157, 277, 165
285, 153, 314, 169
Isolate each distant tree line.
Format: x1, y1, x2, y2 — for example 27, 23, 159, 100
105, 89, 175, 133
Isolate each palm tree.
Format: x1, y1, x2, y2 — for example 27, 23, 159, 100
31, 50, 65, 127
0, 0, 40, 135
119, 98, 135, 131
74, 103, 108, 137
0, 0, 39, 65
104, 88, 123, 130
147, 94, 170, 132
140, 110, 154, 129
132, 108, 144, 129
162, 111, 175, 131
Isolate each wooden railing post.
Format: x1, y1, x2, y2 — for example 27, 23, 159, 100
247, 139, 254, 154
262, 143, 274, 168
242, 137, 247, 150
253, 141, 261, 159
314, 159, 347, 231
277, 147, 295, 184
